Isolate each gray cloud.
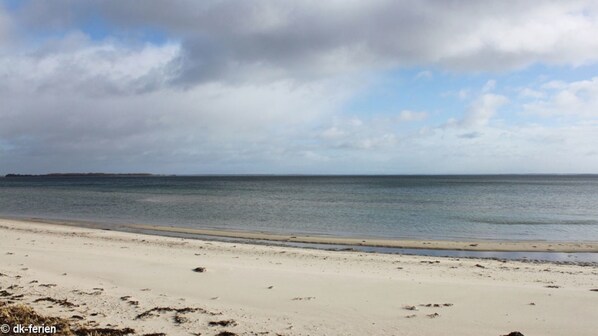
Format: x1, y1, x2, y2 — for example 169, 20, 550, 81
11, 0, 598, 86
458, 132, 482, 139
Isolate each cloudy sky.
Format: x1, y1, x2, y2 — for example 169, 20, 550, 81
1, 0, 598, 174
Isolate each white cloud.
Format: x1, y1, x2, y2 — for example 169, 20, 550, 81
390, 120, 598, 174
482, 80, 496, 92
458, 94, 509, 127
415, 70, 432, 80
524, 77, 598, 118
316, 111, 424, 152
519, 88, 545, 99
0, 34, 180, 96
458, 89, 470, 100
396, 110, 427, 122
321, 127, 345, 140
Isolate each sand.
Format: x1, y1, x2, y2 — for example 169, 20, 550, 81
1, 218, 597, 336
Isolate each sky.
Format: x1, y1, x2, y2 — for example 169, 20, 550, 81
1, 0, 598, 174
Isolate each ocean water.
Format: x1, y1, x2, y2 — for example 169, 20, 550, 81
1, 175, 598, 242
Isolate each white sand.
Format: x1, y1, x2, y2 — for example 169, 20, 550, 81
1, 218, 597, 336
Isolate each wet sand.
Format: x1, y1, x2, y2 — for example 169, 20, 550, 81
127, 223, 598, 252
1, 218, 597, 336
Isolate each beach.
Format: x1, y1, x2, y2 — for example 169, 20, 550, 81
1, 218, 597, 336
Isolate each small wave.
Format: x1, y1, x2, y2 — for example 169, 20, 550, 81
466, 217, 598, 226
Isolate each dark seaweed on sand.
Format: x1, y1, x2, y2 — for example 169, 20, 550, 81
209, 320, 237, 327
0, 302, 136, 336
34, 297, 79, 308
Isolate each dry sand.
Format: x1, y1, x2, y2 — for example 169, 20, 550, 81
1, 218, 597, 336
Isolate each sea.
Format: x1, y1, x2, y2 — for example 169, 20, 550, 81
1, 175, 597, 262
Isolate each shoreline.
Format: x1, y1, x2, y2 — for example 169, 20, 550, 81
127, 223, 598, 253
8, 216, 598, 253
1, 218, 597, 335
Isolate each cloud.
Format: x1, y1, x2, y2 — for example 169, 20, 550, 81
415, 70, 432, 80
482, 80, 496, 93
523, 77, 598, 119
2, 1, 598, 174
10, 0, 598, 86
399, 120, 598, 174
519, 88, 545, 99
448, 93, 509, 128
0, 34, 358, 173
0, 4, 12, 45
458, 132, 482, 139
397, 110, 427, 122
0, 34, 180, 97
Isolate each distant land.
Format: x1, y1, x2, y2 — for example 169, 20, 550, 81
4, 173, 155, 178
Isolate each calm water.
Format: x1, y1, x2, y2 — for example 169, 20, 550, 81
1, 175, 598, 242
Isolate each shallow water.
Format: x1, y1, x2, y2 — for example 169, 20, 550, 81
123, 226, 598, 264
1, 175, 598, 242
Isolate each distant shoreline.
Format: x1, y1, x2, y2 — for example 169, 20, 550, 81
3, 173, 155, 177
4, 173, 598, 178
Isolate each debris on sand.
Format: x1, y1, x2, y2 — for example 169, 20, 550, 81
39, 283, 58, 288
292, 297, 315, 301
420, 303, 453, 308
215, 332, 238, 336
0, 303, 72, 335
209, 320, 237, 327
475, 264, 486, 269
173, 314, 189, 324
1, 302, 137, 336
426, 313, 440, 318
403, 305, 417, 311
501, 332, 525, 336
545, 285, 560, 289
135, 306, 220, 321
119, 296, 139, 306
405, 314, 417, 318
74, 327, 135, 336
192, 267, 206, 273
72, 289, 102, 296
589, 289, 598, 292
34, 297, 79, 308
0, 290, 13, 297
